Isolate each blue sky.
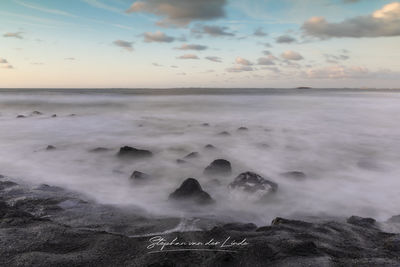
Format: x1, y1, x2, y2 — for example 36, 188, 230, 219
0, 0, 399, 88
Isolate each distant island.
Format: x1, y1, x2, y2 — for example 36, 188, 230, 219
296, 87, 312, 89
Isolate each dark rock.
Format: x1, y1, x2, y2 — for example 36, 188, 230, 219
176, 159, 186, 164
347, 216, 377, 228
31, 111, 42, 115
0, 180, 18, 190
184, 152, 199, 159
281, 171, 307, 181
203, 159, 232, 176
46, 145, 56, 150
237, 127, 249, 131
16, 115, 26, 118
169, 178, 214, 205
388, 215, 400, 223
204, 144, 216, 150
229, 172, 278, 194
217, 131, 230, 136
89, 147, 111, 153
69, 114, 76, 117
117, 146, 153, 159
51, 114, 57, 118
201, 123, 210, 127
130, 171, 150, 180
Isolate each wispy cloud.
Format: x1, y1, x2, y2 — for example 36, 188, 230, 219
177, 54, 199, 60
3, 32, 24, 39
205, 56, 222, 63
82, 0, 122, 13
143, 31, 175, 43
113, 40, 134, 51
176, 44, 208, 51
14, 0, 77, 17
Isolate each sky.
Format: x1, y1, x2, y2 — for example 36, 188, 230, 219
0, 0, 399, 88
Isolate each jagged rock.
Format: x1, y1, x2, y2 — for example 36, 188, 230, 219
281, 171, 306, 181
169, 178, 214, 205
89, 147, 110, 153
184, 152, 199, 159
204, 144, 216, 150
204, 159, 232, 176
222, 222, 257, 231
347, 216, 377, 228
229, 172, 278, 194
130, 171, 150, 180
46, 145, 56, 150
217, 131, 230, 136
117, 146, 153, 159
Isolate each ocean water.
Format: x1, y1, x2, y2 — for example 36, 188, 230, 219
1, 88, 400, 225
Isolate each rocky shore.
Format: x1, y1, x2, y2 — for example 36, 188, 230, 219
1, 175, 400, 267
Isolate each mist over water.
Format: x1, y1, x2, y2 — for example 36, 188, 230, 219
1, 89, 400, 225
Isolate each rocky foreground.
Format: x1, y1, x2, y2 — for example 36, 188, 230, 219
1, 176, 400, 266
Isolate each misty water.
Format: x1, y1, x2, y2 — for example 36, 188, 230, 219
1, 89, 400, 225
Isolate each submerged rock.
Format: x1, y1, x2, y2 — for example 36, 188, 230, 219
204, 144, 216, 150
204, 159, 232, 176
201, 123, 210, 127
51, 114, 57, 118
237, 127, 249, 131
281, 171, 306, 181
176, 159, 186, 164
46, 145, 56, 150
169, 178, 214, 205
117, 146, 153, 159
229, 172, 278, 194
31, 111, 42, 116
130, 171, 150, 181
184, 152, 199, 159
16, 115, 26, 118
217, 131, 231, 136
89, 147, 111, 153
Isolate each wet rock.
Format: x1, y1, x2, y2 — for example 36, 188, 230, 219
203, 159, 232, 176
229, 172, 278, 194
388, 215, 400, 224
46, 145, 56, 150
184, 152, 199, 159
130, 171, 150, 181
347, 216, 377, 228
34, 184, 63, 192
176, 159, 186, 164
51, 114, 57, 118
68, 113, 76, 117
31, 111, 42, 115
201, 123, 210, 127
117, 146, 153, 159
89, 147, 111, 153
217, 131, 230, 136
0, 180, 18, 190
204, 144, 216, 150
16, 115, 26, 118
169, 178, 214, 205
281, 171, 307, 181
222, 222, 257, 231
237, 127, 249, 131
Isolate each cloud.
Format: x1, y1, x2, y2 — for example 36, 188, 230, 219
152, 62, 163, 66
64, 57, 76, 60
113, 40, 134, 51
324, 53, 350, 64
254, 27, 267, 37
304, 65, 370, 79
14, 0, 76, 17
226, 65, 253, 73
235, 57, 253, 66
82, 0, 121, 13
176, 44, 208, 50
3, 32, 23, 39
126, 0, 227, 26
192, 25, 234, 37
302, 2, 400, 38
1, 64, 13, 69
262, 50, 271, 55
0, 58, 8, 64
257, 56, 276, 65
205, 56, 222, 62
177, 54, 199, 59
276, 35, 296, 43
143, 31, 175, 43
281, 51, 304, 61
343, 0, 360, 3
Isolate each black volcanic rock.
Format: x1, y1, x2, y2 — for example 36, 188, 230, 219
169, 178, 214, 205
281, 171, 306, 181
117, 146, 153, 159
184, 152, 199, 159
130, 171, 150, 181
203, 159, 232, 176
229, 172, 278, 194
